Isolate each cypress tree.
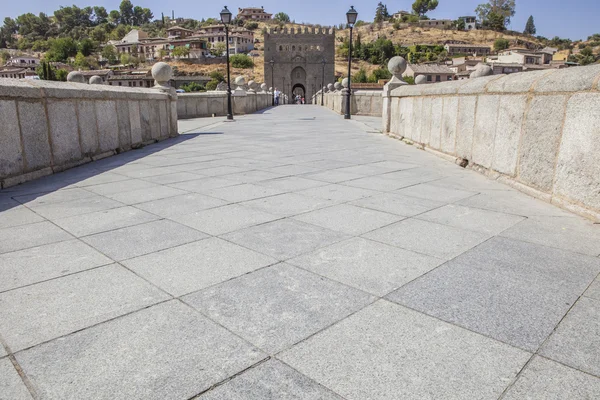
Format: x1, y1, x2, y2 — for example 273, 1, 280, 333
524, 15, 536, 35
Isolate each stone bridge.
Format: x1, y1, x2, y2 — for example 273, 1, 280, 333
0, 63, 599, 399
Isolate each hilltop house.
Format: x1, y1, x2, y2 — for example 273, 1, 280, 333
459, 16, 478, 30
404, 64, 455, 83
195, 25, 254, 54
236, 7, 272, 21
6, 55, 40, 71
444, 43, 491, 57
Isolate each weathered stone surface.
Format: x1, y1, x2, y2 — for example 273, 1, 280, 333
455, 96, 477, 159
47, 101, 81, 165
149, 101, 161, 139
138, 100, 152, 141
95, 100, 119, 152
457, 74, 502, 94
409, 97, 423, 143
492, 95, 527, 175
440, 96, 458, 154
472, 95, 499, 168
116, 100, 132, 149
428, 97, 443, 150
535, 63, 600, 93
419, 97, 432, 145
76, 100, 98, 154
0, 100, 24, 177
487, 69, 550, 93
17, 101, 52, 171
0, 358, 32, 400
0, 220, 72, 254
128, 101, 142, 144
554, 93, 600, 211
518, 95, 567, 191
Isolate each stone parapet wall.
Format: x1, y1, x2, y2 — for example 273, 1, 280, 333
0, 79, 177, 189
385, 64, 600, 221
177, 92, 272, 119
317, 90, 383, 117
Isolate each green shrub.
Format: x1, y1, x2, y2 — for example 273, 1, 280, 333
230, 54, 254, 68
245, 22, 259, 30
181, 82, 206, 92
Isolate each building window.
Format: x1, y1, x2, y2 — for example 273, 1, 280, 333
292, 45, 295, 51
436, 75, 441, 82
426, 75, 432, 82
118, 82, 122, 86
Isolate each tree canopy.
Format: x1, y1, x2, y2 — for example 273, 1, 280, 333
374, 3, 390, 23
412, 0, 439, 17
475, 0, 516, 31
524, 15, 536, 35
274, 12, 291, 23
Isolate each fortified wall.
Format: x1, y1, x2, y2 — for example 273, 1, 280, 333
385, 64, 600, 221
264, 27, 335, 101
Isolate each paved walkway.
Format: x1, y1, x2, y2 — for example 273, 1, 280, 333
1, 105, 600, 399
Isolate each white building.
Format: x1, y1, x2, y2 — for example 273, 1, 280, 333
6, 56, 40, 71
195, 25, 254, 54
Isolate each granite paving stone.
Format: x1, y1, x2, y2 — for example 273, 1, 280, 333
84, 178, 159, 196
585, 277, 600, 300
15, 301, 265, 400
289, 237, 443, 296
388, 237, 600, 351
241, 193, 335, 217
0, 221, 73, 254
457, 190, 574, 217
133, 193, 227, 218
52, 206, 160, 237
350, 192, 445, 217
13, 188, 96, 206
219, 170, 288, 183
416, 204, 526, 235
0, 240, 112, 292
503, 356, 600, 400
364, 218, 490, 260
540, 296, 600, 376
82, 219, 207, 261
301, 169, 364, 183
142, 171, 206, 185
0, 205, 45, 229
296, 184, 379, 203
105, 185, 188, 205
0, 358, 32, 400
293, 204, 403, 236
500, 216, 600, 256
0, 264, 169, 352
279, 300, 530, 400
257, 176, 329, 192
198, 359, 344, 400
197, 183, 285, 203
26, 195, 124, 220
168, 176, 239, 192
123, 238, 277, 297
170, 204, 280, 236
184, 263, 375, 353
221, 219, 348, 260
396, 182, 478, 203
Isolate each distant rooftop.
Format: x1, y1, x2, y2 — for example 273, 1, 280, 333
408, 64, 454, 74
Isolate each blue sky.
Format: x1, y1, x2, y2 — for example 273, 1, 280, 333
3, 0, 599, 40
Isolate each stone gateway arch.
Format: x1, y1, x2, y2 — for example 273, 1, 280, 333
264, 27, 335, 102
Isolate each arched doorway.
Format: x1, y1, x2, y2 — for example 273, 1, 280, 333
292, 83, 305, 103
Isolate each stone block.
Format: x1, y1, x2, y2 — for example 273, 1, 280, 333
419, 97, 433, 145
472, 95, 499, 168
128, 101, 142, 144
176, 97, 186, 118
428, 97, 443, 150
487, 69, 550, 93
0, 100, 24, 177
491, 95, 527, 175
518, 95, 567, 191
455, 95, 477, 159
280, 301, 529, 400
208, 96, 226, 116
76, 100, 98, 155
351, 192, 444, 217
149, 101, 161, 140
440, 96, 458, 154
17, 101, 52, 171
115, 100, 132, 149
196, 97, 209, 117
457, 74, 502, 94
554, 93, 600, 211
0, 358, 32, 400
95, 100, 119, 152
53, 206, 159, 237
138, 100, 152, 141
535, 63, 600, 93
47, 101, 81, 166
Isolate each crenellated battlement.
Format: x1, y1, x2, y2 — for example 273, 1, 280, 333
266, 26, 336, 36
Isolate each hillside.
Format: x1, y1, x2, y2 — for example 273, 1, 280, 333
170, 20, 544, 84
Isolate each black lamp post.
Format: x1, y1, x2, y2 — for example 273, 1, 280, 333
269, 59, 275, 106
220, 6, 233, 120
320, 58, 326, 106
345, 6, 358, 120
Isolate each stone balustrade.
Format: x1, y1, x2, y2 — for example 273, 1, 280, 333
177, 90, 272, 119
0, 64, 177, 189
385, 63, 600, 221
316, 89, 383, 116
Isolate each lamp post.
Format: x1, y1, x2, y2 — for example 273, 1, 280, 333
269, 59, 275, 106
320, 58, 326, 106
220, 6, 233, 120
345, 6, 358, 120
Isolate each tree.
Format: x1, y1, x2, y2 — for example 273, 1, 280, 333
494, 38, 510, 51
119, 0, 134, 25
230, 54, 254, 68
181, 82, 205, 92
475, 0, 515, 30
93, 7, 108, 25
36, 60, 66, 81
46, 37, 78, 62
74, 52, 89, 69
524, 15, 536, 35
245, 22, 259, 30
171, 46, 190, 58
78, 38, 95, 56
0, 51, 10, 63
210, 42, 226, 56
108, 10, 121, 26
455, 18, 466, 30
101, 45, 118, 64
274, 12, 290, 23
352, 68, 368, 83
374, 3, 390, 23
412, 0, 439, 17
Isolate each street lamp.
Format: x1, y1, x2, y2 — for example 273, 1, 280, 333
269, 59, 275, 106
220, 6, 233, 120
320, 58, 326, 106
345, 6, 358, 120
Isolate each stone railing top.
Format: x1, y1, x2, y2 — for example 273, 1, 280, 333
390, 64, 600, 97
0, 78, 168, 100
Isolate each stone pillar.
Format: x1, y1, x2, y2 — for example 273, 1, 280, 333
232, 76, 248, 114
341, 78, 350, 115
151, 62, 178, 137
382, 56, 408, 133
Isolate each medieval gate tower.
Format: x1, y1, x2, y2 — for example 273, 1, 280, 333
264, 27, 335, 102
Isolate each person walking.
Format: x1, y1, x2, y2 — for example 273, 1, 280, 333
274, 88, 280, 106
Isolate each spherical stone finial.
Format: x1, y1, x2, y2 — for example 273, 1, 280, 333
261, 83, 267, 91
67, 71, 86, 84
269, 87, 273, 92
327, 83, 334, 92
247, 80, 255, 89
89, 75, 103, 85
388, 56, 407, 77
151, 62, 173, 85
341, 78, 349, 88
235, 76, 246, 86
470, 64, 493, 79
415, 75, 427, 85
334, 82, 342, 91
